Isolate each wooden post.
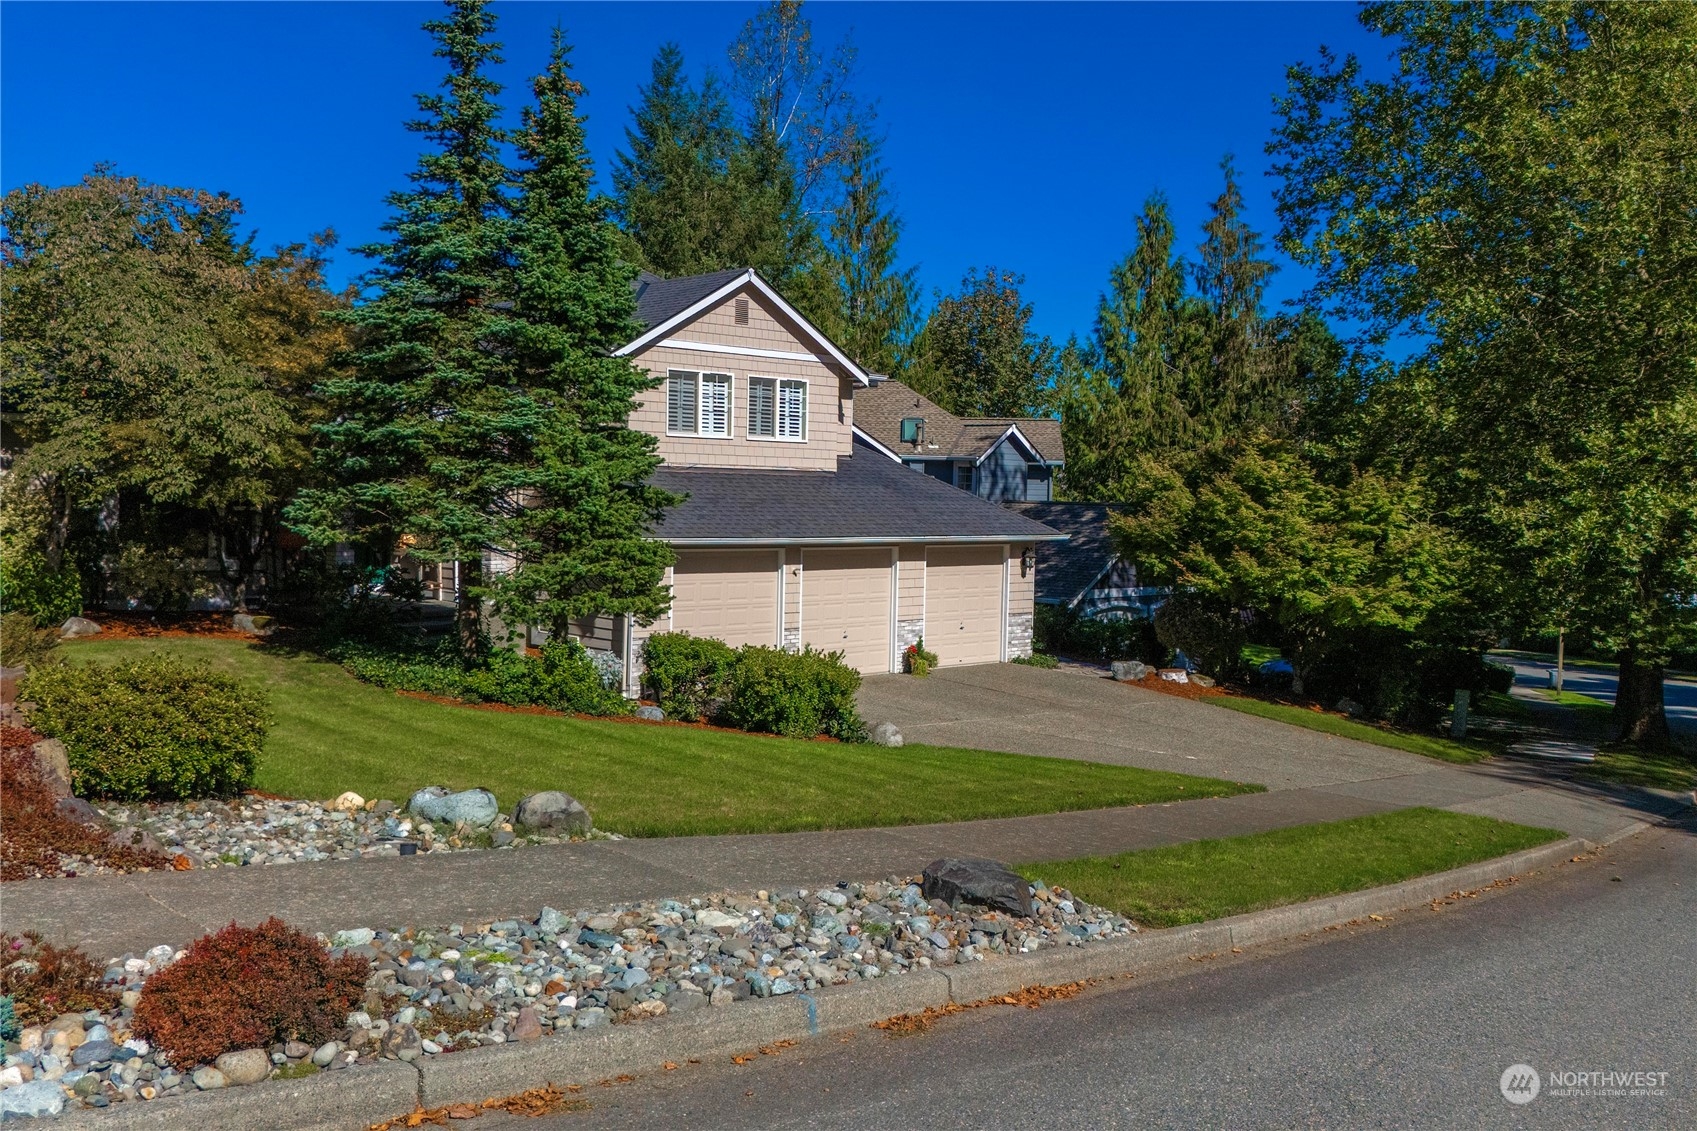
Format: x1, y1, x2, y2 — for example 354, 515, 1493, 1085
1450, 689, 1470, 738
1555, 628, 1565, 694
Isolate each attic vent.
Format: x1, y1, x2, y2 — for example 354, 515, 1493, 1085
734, 297, 750, 325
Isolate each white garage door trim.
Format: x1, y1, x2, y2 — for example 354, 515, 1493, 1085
668, 548, 783, 647
799, 547, 896, 673
924, 544, 1007, 666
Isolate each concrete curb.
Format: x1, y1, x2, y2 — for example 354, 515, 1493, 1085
57, 834, 1594, 1130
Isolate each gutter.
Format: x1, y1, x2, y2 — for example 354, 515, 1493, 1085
661, 534, 1070, 547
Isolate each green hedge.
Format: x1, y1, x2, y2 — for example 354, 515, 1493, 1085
0, 554, 81, 627
641, 632, 736, 722
641, 633, 867, 741
21, 656, 269, 800
1033, 605, 1164, 666
331, 639, 628, 717
1154, 592, 1247, 680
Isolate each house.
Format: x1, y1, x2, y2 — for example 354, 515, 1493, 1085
556, 268, 1066, 694
1006, 502, 1164, 621
852, 379, 1064, 502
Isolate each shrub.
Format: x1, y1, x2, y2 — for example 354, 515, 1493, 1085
328, 638, 628, 717
1, 612, 60, 668
0, 932, 116, 1026
1011, 651, 1059, 669
20, 656, 269, 800
1, 732, 172, 879
1154, 593, 1246, 680
902, 638, 938, 677
1034, 604, 1163, 665
0, 995, 17, 1042
133, 917, 369, 1067
721, 646, 867, 741
0, 553, 81, 627
641, 632, 736, 722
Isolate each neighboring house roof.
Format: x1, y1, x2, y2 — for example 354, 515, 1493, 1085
619, 267, 870, 385
1006, 502, 1129, 605
853, 379, 1065, 464
651, 436, 1068, 546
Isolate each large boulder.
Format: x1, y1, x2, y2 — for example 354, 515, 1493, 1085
869, 721, 903, 748
408, 786, 500, 827
31, 738, 71, 797
921, 857, 1035, 919
511, 791, 591, 835
634, 705, 665, 722
1110, 660, 1150, 682
59, 616, 101, 639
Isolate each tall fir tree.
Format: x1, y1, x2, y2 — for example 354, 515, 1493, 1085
495, 28, 677, 638
911, 267, 1057, 417
287, 0, 521, 657
808, 133, 917, 376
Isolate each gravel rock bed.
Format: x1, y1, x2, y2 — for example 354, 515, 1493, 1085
86, 797, 616, 873
0, 875, 1133, 1116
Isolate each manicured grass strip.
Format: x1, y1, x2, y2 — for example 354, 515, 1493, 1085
1536, 688, 1614, 716
1024, 808, 1565, 928
61, 637, 1259, 838
1473, 691, 1532, 720
1209, 694, 1494, 764
1576, 749, 1697, 793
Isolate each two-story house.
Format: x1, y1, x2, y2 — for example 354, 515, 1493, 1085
851, 379, 1065, 503
557, 268, 1064, 693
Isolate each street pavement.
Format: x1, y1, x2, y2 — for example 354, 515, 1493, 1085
1496, 652, 1697, 738
493, 819, 1697, 1131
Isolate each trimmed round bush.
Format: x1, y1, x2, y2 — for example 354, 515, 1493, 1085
721, 645, 866, 742
641, 632, 736, 722
0, 552, 81, 626
19, 655, 269, 800
133, 918, 368, 1066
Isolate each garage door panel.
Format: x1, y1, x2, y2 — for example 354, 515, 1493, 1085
671, 550, 779, 648
802, 549, 893, 672
926, 546, 1004, 666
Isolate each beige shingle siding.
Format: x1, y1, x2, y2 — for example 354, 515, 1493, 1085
629, 287, 854, 471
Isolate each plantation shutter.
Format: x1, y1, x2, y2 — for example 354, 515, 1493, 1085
701, 373, 731, 436
667, 372, 697, 433
777, 380, 807, 440
748, 378, 776, 437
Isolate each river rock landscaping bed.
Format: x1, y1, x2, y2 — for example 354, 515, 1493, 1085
0, 872, 1133, 1118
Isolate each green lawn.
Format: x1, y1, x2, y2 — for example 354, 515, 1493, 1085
1024, 808, 1564, 928
58, 637, 1258, 837
1473, 691, 1532, 720
1209, 694, 1495, 764
1240, 644, 1283, 667
1576, 749, 1697, 793
1535, 688, 1614, 717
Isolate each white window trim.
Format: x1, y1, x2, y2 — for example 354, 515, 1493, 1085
665, 369, 735, 439
746, 374, 809, 443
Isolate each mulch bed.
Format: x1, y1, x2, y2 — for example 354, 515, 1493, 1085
82, 611, 260, 640
1123, 673, 1228, 701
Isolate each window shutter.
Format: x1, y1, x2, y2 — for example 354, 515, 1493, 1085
748, 378, 775, 437
701, 373, 730, 436
667, 372, 697, 433
777, 380, 807, 440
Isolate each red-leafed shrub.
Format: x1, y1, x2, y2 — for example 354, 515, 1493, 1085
1, 932, 117, 1026
1, 729, 171, 881
133, 918, 370, 1066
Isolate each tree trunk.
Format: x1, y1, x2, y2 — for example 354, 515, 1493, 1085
456, 554, 485, 662
1613, 646, 1671, 748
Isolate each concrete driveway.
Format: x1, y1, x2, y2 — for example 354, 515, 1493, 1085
858, 663, 1437, 791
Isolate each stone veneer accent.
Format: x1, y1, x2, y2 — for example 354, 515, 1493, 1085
1006, 612, 1034, 659
896, 619, 926, 652
781, 628, 801, 653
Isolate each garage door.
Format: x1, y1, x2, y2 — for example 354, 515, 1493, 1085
670, 550, 780, 647
925, 545, 1005, 666
802, 548, 894, 672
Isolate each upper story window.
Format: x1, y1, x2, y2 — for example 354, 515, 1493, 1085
748, 376, 807, 441
954, 464, 974, 491
667, 370, 731, 437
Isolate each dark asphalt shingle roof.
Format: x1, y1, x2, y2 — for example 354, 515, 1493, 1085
1006, 502, 1128, 604
650, 437, 1066, 544
633, 268, 750, 332
855, 379, 1065, 463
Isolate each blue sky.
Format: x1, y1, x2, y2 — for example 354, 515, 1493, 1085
2, 2, 1387, 345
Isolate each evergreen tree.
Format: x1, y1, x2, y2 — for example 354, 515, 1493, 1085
287, 0, 519, 657
808, 133, 917, 376
495, 28, 677, 638
911, 267, 1056, 417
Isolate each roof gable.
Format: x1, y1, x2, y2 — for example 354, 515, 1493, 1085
854, 379, 1066, 463
619, 268, 869, 385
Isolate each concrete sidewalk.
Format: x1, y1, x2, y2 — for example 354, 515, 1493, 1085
5, 756, 1684, 959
